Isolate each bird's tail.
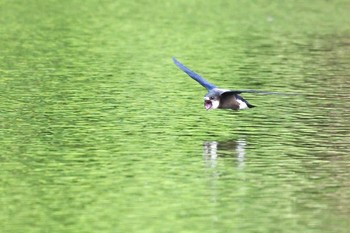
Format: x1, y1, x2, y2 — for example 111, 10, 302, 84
247, 103, 255, 108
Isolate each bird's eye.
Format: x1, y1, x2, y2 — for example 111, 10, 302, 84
210, 96, 214, 100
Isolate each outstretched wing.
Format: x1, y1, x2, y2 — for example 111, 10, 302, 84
172, 57, 216, 91
225, 90, 296, 95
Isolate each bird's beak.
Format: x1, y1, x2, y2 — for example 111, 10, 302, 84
204, 97, 212, 110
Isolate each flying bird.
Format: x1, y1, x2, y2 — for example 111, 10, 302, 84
172, 57, 283, 111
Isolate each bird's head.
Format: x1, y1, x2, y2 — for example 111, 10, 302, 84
204, 92, 220, 110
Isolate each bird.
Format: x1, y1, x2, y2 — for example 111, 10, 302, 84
172, 57, 283, 111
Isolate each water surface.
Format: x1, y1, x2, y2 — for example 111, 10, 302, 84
1, 1, 350, 232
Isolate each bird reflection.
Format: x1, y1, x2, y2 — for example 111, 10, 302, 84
203, 139, 248, 215
203, 139, 246, 169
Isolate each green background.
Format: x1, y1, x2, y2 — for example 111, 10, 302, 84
1, 1, 350, 232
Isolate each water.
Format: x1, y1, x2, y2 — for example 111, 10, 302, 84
1, 1, 350, 232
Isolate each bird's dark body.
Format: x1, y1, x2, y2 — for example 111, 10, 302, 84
219, 93, 254, 110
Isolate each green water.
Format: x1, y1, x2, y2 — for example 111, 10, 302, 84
1, 1, 350, 232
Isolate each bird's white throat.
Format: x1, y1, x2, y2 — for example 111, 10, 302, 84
211, 99, 220, 109
204, 97, 220, 110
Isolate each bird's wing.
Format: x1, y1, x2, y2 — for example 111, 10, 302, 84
225, 90, 296, 95
172, 57, 216, 91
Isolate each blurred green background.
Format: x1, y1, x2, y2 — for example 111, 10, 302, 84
1, 1, 350, 232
